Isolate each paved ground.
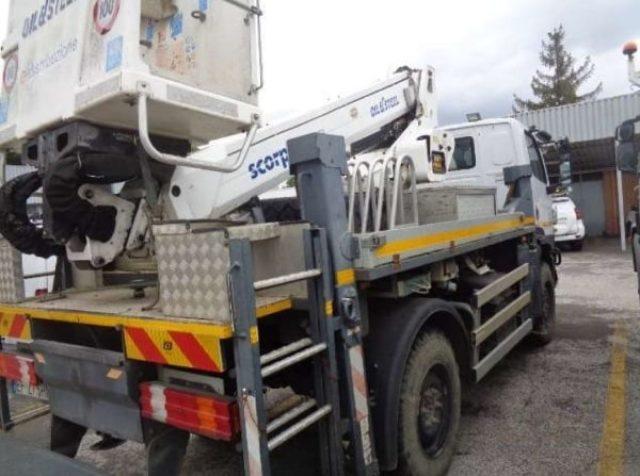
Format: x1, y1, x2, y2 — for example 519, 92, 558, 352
2, 239, 638, 475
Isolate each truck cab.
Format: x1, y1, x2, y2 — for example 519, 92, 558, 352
437, 118, 556, 241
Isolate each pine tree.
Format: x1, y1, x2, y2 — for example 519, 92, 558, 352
513, 25, 602, 112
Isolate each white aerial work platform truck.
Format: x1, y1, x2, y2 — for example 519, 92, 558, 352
0, 1, 558, 475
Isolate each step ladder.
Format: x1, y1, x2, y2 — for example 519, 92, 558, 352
228, 228, 359, 476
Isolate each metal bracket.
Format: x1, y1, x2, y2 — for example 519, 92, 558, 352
359, 235, 386, 250
339, 234, 360, 261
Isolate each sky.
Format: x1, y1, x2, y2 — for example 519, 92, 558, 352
257, 0, 639, 125
0, 0, 637, 125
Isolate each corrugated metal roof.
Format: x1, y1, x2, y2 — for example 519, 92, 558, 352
514, 92, 640, 143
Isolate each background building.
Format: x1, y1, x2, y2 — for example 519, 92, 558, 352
515, 92, 640, 236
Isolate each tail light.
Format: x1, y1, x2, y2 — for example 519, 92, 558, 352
139, 382, 239, 441
0, 352, 39, 386
575, 208, 583, 220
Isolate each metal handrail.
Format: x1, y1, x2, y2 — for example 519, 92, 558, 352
360, 157, 385, 233
348, 155, 419, 234
389, 156, 419, 229
254, 269, 322, 291
374, 157, 396, 232
137, 89, 260, 172
347, 159, 370, 233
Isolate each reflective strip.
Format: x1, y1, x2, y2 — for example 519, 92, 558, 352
242, 393, 263, 476
0, 313, 31, 341
375, 216, 535, 258
0, 298, 293, 339
348, 344, 374, 466
325, 300, 334, 317
256, 298, 293, 318
140, 382, 239, 441
125, 327, 224, 372
249, 326, 259, 345
336, 269, 356, 287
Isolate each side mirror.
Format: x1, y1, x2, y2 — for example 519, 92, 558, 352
616, 121, 639, 173
558, 139, 572, 186
616, 141, 639, 173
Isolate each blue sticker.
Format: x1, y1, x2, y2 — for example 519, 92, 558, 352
106, 36, 123, 72
199, 0, 209, 11
145, 22, 155, 42
0, 98, 9, 125
170, 13, 183, 38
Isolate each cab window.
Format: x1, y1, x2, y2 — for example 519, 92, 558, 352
450, 137, 476, 171
526, 134, 548, 183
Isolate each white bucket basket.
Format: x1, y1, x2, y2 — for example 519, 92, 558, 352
0, 0, 262, 148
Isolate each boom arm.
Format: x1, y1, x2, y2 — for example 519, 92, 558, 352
162, 68, 438, 220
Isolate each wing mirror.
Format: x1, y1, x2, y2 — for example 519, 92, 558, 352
558, 139, 572, 188
616, 120, 639, 174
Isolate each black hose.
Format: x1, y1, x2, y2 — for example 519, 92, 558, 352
43, 153, 141, 243
0, 172, 64, 258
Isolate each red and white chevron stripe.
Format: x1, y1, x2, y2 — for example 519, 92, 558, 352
349, 342, 374, 466
241, 393, 264, 476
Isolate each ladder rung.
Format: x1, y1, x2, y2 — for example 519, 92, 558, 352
267, 399, 317, 434
267, 405, 332, 451
261, 343, 327, 378
254, 269, 322, 291
261, 338, 314, 366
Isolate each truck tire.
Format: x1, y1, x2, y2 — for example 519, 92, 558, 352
397, 331, 461, 476
530, 262, 556, 346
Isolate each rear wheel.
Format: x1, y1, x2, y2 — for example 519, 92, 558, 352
397, 332, 461, 476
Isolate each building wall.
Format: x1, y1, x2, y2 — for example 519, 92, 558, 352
601, 171, 637, 236
570, 171, 637, 237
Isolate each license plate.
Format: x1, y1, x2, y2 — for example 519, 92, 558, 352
10, 380, 49, 401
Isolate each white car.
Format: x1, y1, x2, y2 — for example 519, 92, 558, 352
552, 195, 586, 250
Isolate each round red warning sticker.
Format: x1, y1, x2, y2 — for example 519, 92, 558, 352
93, 0, 121, 35
3, 54, 18, 92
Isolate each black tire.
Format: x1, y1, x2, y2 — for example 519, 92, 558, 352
530, 262, 556, 346
570, 240, 584, 251
397, 332, 461, 476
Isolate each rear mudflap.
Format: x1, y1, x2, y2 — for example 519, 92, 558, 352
31, 340, 151, 442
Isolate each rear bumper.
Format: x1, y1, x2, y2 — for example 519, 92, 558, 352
6, 340, 240, 443
554, 223, 585, 243
554, 232, 584, 243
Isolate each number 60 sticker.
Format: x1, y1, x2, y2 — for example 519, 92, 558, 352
93, 0, 121, 35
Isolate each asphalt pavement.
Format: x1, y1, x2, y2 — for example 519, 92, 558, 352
2, 238, 638, 475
